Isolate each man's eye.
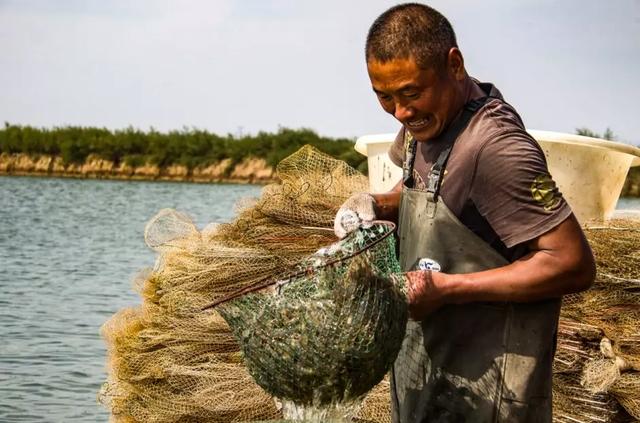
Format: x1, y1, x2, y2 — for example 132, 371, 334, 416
377, 94, 392, 102
404, 92, 420, 99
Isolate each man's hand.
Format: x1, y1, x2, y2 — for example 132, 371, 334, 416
406, 270, 449, 320
333, 180, 404, 238
334, 193, 377, 238
407, 214, 595, 310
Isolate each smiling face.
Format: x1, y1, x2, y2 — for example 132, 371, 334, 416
367, 51, 465, 142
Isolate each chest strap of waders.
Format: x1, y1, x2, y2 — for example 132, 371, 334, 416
403, 96, 490, 203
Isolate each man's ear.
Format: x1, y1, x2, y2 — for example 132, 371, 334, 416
447, 48, 465, 81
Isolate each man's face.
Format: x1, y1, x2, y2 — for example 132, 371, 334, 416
367, 56, 461, 142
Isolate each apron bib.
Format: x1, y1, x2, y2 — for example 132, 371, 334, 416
391, 97, 560, 423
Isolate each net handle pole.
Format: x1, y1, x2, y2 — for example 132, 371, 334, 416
201, 220, 396, 311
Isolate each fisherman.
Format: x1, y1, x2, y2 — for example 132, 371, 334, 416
334, 3, 596, 422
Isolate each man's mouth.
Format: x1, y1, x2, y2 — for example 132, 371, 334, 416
406, 118, 430, 130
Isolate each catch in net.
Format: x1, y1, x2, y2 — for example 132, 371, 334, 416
211, 222, 408, 418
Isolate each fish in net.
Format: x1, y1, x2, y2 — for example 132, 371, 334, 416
214, 221, 407, 418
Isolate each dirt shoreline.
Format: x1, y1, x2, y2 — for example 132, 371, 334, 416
0, 153, 277, 185
2, 152, 639, 196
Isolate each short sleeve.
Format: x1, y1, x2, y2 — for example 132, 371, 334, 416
388, 128, 405, 168
470, 131, 572, 248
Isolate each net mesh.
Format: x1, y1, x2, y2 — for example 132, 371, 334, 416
552, 220, 640, 423
100, 146, 398, 422
218, 222, 406, 417
100, 144, 640, 423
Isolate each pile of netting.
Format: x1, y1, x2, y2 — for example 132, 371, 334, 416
99, 145, 400, 422
100, 142, 640, 423
553, 219, 640, 423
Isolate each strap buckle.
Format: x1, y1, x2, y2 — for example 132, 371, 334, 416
403, 135, 418, 188
426, 168, 441, 194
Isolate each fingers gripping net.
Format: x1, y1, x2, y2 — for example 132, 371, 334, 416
218, 222, 408, 414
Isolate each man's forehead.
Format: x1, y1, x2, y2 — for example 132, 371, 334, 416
367, 57, 435, 91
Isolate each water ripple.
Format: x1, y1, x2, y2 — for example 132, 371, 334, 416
0, 176, 260, 422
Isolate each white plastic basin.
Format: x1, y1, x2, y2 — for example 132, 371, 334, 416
354, 130, 640, 224
354, 134, 403, 193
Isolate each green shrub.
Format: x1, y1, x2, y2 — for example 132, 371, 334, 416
0, 124, 367, 172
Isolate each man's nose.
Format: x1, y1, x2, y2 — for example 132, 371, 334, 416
394, 103, 414, 121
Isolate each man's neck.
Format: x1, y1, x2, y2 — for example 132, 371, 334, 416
463, 75, 485, 101
441, 76, 482, 133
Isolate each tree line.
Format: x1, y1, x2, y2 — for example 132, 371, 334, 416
2, 123, 637, 186
0, 123, 368, 174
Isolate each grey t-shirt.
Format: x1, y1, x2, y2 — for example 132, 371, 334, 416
388, 81, 572, 262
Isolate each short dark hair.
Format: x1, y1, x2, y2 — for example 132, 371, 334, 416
365, 3, 458, 71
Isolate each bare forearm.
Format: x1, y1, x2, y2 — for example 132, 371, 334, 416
371, 179, 402, 223
440, 215, 595, 304
442, 250, 593, 304
407, 215, 596, 319
372, 191, 401, 222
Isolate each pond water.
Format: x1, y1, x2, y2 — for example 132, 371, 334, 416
0, 176, 261, 422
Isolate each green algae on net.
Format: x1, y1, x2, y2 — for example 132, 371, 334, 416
218, 222, 408, 407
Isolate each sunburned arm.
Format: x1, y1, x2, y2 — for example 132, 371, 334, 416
406, 213, 596, 320
371, 179, 403, 223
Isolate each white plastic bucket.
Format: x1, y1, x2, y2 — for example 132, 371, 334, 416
354, 130, 640, 224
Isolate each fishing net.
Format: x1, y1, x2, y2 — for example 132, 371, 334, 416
99, 306, 279, 422
217, 222, 406, 417
100, 143, 640, 423
552, 220, 640, 423
552, 372, 623, 423
100, 145, 400, 422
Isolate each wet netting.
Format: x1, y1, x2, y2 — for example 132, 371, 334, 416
217, 223, 407, 419
553, 220, 640, 423
99, 145, 404, 422
100, 144, 640, 423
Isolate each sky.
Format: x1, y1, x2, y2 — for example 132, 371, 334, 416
1, 0, 639, 144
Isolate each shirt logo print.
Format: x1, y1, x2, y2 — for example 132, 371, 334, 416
531, 173, 561, 211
